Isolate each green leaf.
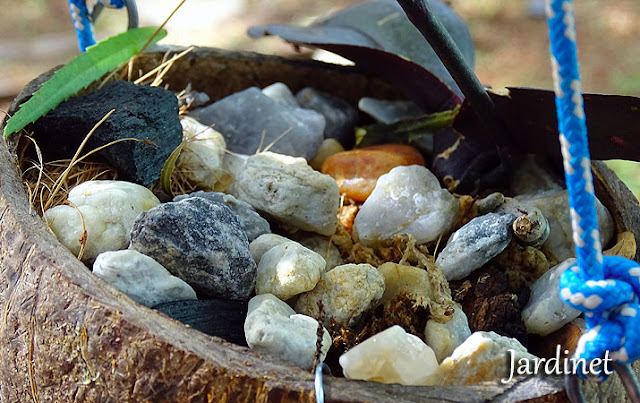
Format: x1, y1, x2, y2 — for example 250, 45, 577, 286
355, 106, 459, 148
3, 27, 167, 138
160, 142, 184, 196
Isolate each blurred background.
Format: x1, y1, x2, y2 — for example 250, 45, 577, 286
1, 0, 639, 197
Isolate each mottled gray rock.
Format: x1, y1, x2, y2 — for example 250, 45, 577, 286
261, 82, 299, 107
353, 165, 459, 246
358, 97, 423, 124
129, 197, 256, 300
244, 294, 331, 370
294, 263, 385, 327
436, 213, 516, 280
93, 250, 196, 307
296, 87, 359, 148
190, 87, 325, 160
255, 241, 326, 300
232, 152, 340, 236
521, 258, 581, 335
174, 191, 271, 241
33, 81, 182, 185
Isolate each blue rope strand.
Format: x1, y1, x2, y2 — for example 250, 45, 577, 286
68, 0, 94, 52
547, 0, 640, 381
547, 0, 602, 280
68, 0, 127, 52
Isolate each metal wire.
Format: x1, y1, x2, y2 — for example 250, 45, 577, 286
566, 363, 640, 403
125, 0, 138, 29
315, 363, 330, 403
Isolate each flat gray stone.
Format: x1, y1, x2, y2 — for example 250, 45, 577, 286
436, 213, 516, 280
358, 97, 423, 124
190, 87, 325, 160
296, 87, 359, 148
93, 250, 196, 307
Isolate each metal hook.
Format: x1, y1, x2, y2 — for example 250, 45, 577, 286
88, 0, 138, 30
315, 363, 331, 403
566, 363, 640, 403
124, 0, 138, 29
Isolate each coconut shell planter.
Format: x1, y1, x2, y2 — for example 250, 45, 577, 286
2, 24, 640, 403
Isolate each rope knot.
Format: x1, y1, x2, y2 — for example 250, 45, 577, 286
560, 255, 640, 380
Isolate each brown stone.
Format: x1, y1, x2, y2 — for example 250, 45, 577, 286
322, 144, 425, 202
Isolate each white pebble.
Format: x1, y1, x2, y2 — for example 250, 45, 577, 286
339, 325, 439, 386
353, 165, 459, 246
433, 331, 537, 385
424, 305, 471, 362
309, 138, 345, 171
521, 258, 581, 335
295, 264, 385, 327
291, 232, 343, 271
93, 250, 196, 307
45, 180, 160, 262
255, 241, 326, 300
177, 117, 229, 190
232, 152, 339, 236
244, 294, 331, 370
249, 233, 291, 265
261, 82, 299, 107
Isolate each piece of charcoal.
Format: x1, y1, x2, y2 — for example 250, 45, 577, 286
33, 81, 182, 185
153, 299, 248, 346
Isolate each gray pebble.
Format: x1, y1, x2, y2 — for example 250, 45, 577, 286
521, 258, 581, 335
174, 191, 271, 241
296, 87, 359, 148
129, 197, 256, 300
357, 97, 423, 124
436, 213, 516, 280
190, 87, 325, 160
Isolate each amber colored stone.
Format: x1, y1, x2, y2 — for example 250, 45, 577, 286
338, 203, 359, 233
322, 144, 425, 202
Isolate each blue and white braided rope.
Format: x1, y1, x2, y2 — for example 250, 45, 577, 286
68, 0, 126, 52
547, 0, 640, 380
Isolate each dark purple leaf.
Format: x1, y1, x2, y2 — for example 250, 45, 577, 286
248, 0, 472, 112
318, 44, 462, 112
486, 87, 640, 162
